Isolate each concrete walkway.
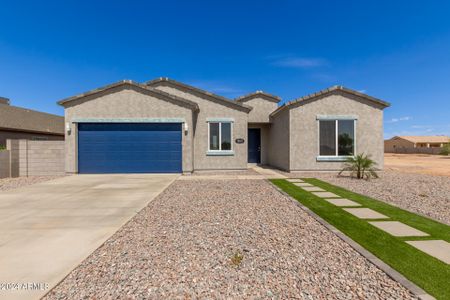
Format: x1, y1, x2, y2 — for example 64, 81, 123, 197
179, 166, 287, 180
291, 178, 449, 266
0, 174, 178, 300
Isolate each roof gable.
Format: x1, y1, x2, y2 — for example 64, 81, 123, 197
146, 77, 252, 113
271, 86, 390, 117
235, 91, 281, 103
58, 80, 199, 111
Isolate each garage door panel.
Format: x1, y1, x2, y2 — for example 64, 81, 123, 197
78, 123, 182, 173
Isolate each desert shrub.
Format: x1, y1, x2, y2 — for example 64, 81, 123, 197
439, 142, 450, 155
338, 153, 378, 180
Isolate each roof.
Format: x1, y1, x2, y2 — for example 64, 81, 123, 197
57, 80, 199, 111
270, 85, 391, 117
0, 102, 64, 135
392, 136, 450, 143
235, 91, 281, 103
146, 77, 252, 113
0, 97, 9, 105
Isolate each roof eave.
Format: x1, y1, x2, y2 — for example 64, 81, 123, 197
270, 86, 390, 117
146, 77, 253, 112
235, 91, 281, 103
57, 80, 200, 111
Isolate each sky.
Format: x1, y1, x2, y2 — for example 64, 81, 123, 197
1, 0, 449, 139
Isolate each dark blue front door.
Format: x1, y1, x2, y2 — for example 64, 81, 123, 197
248, 128, 261, 163
78, 123, 182, 174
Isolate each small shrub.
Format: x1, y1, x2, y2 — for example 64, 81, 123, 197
339, 153, 378, 180
439, 143, 450, 155
230, 251, 244, 267
0, 145, 6, 151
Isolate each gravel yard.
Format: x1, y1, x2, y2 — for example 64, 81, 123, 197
45, 179, 415, 299
284, 170, 450, 225
191, 169, 260, 176
0, 176, 64, 192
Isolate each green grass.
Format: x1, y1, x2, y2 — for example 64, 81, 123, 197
271, 178, 450, 300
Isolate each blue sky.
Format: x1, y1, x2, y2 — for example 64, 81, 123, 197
1, 1, 449, 138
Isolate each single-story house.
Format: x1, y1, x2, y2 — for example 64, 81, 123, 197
58, 78, 390, 174
385, 136, 450, 152
0, 97, 64, 147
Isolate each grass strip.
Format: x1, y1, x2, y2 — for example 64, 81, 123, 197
271, 178, 450, 300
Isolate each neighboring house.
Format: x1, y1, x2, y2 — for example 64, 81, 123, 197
385, 136, 450, 153
0, 97, 64, 147
58, 78, 390, 174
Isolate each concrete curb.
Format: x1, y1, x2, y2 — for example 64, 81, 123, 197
268, 180, 435, 300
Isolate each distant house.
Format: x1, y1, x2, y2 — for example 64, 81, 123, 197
0, 97, 64, 147
385, 136, 450, 153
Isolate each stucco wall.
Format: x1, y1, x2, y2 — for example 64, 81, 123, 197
289, 92, 385, 171
6, 139, 65, 176
63, 85, 194, 173
0, 130, 63, 148
384, 138, 414, 152
153, 84, 248, 170
0, 150, 9, 178
241, 97, 278, 123
268, 109, 290, 170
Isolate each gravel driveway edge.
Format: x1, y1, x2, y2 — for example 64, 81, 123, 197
268, 179, 433, 300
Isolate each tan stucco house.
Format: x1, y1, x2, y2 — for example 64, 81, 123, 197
385, 136, 450, 153
58, 78, 390, 174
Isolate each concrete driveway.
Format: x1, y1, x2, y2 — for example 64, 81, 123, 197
0, 174, 178, 300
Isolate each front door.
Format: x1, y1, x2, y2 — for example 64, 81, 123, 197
248, 128, 261, 163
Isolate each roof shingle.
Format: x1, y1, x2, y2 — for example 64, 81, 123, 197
0, 103, 64, 135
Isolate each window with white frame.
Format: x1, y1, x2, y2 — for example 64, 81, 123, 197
208, 122, 232, 151
319, 120, 355, 156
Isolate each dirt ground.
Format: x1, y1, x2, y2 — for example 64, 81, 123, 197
384, 153, 450, 177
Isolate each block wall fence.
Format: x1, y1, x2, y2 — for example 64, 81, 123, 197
1, 140, 65, 177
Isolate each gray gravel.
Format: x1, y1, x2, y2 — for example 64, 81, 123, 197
0, 176, 64, 192
284, 170, 450, 225
45, 179, 415, 299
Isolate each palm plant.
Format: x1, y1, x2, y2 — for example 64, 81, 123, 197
338, 153, 379, 179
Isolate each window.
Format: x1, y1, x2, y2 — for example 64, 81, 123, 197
208, 122, 232, 151
319, 120, 355, 156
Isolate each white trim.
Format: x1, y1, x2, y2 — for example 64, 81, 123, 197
316, 156, 350, 162
318, 119, 356, 159
207, 121, 233, 153
206, 118, 235, 122
206, 150, 235, 156
71, 118, 185, 123
316, 115, 358, 120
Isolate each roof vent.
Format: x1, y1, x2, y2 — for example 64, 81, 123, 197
0, 97, 10, 105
